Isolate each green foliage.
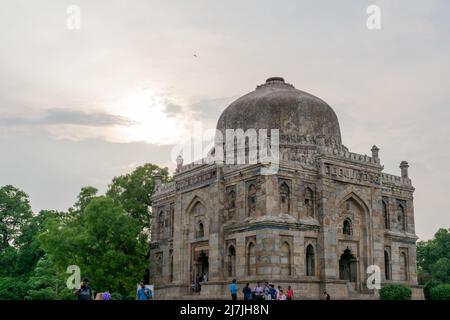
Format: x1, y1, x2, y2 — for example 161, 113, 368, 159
430, 258, 450, 283
0, 185, 33, 250
0, 276, 30, 300
107, 163, 170, 229
39, 196, 148, 297
72, 186, 98, 214
25, 257, 74, 300
430, 283, 450, 300
379, 284, 412, 300
423, 279, 440, 300
0, 163, 168, 300
417, 228, 450, 299
0, 246, 19, 277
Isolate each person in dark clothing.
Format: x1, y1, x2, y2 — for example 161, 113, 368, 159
324, 291, 331, 300
242, 283, 252, 300
76, 278, 93, 300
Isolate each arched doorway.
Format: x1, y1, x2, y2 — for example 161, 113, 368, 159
227, 245, 236, 277
306, 244, 315, 276
339, 248, 357, 282
384, 250, 391, 280
196, 251, 209, 277
280, 242, 292, 276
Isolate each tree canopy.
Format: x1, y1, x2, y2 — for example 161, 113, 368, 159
0, 162, 168, 299
107, 163, 170, 230
417, 228, 450, 299
40, 196, 148, 296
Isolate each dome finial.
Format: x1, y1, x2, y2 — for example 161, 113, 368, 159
266, 76, 285, 84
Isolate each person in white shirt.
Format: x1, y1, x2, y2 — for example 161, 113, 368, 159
254, 282, 264, 300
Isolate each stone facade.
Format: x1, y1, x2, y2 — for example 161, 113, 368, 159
149, 78, 423, 299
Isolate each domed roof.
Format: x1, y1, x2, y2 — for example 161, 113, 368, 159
216, 77, 342, 146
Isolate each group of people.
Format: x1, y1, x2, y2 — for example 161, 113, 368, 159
75, 279, 153, 300
229, 280, 332, 300
229, 280, 294, 300
191, 272, 208, 292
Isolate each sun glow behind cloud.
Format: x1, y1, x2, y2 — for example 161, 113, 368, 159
114, 89, 185, 145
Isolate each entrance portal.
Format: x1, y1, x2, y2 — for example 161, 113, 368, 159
191, 247, 209, 293
339, 248, 357, 282
196, 250, 209, 277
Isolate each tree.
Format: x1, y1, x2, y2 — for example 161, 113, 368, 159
25, 256, 74, 300
72, 186, 98, 214
0, 185, 33, 250
13, 210, 66, 277
417, 228, 450, 299
106, 163, 170, 230
0, 276, 29, 300
39, 196, 148, 297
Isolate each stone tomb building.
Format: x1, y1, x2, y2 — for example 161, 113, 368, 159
150, 77, 423, 299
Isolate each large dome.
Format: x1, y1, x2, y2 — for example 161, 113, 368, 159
216, 77, 342, 146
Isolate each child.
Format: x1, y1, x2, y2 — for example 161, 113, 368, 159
278, 289, 287, 300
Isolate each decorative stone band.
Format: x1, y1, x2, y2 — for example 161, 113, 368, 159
323, 163, 381, 185
223, 218, 321, 234
319, 146, 380, 166
381, 173, 412, 186
154, 181, 176, 195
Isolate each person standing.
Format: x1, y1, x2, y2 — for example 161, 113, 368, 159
287, 286, 294, 300
276, 286, 282, 300
136, 282, 152, 300
242, 283, 252, 301
269, 284, 277, 300
254, 282, 264, 300
230, 279, 238, 300
76, 278, 93, 301
278, 290, 287, 300
324, 291, 331, 300
264, 282, 271, 300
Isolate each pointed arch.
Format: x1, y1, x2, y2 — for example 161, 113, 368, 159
304, 187, 314, 217
343, 218, 352, 235
337, 191, 370, 216
398, 203, 406, 232
399, 251, 408, 281
306, 244, 315, 276
382, 199, 390, 229
339, 248, 357, 282
158, 211, 165, 238
247, 184, 257, 216
384, 250, 391, 280
169, 250, 174, 282
227, 245, 236, 277
280, 182, 291, 213
247, 242, 256, 276
171, 207, 175, 237
280, 241, 292, 276
185, 195, 208, 215
196, 221, 204, 238
227, 190, 236, 210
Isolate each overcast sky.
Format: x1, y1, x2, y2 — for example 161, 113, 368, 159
0, 0, 449, 240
